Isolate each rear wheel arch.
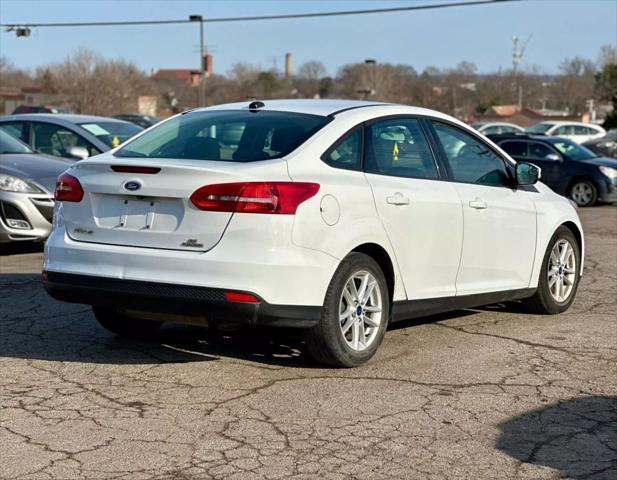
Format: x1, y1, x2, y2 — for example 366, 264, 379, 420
349, 243, 395, 304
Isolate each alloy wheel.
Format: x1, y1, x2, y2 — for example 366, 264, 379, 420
338, 271, 383, 351
548, 239, 577, 303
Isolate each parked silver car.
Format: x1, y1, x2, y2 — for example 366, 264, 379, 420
0, 130, 72, 242
0, 114, 143, 160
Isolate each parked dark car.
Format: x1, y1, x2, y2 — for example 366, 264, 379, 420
112, 114, 161, 129
489, 133, 617, 207
0, 114, 143, 160
583, 129, 617, 159
12, 105, 71, 114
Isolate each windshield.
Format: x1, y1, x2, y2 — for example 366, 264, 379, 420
115, 110, 331, 161
0, 129, 32, 154
526, 123, 554, 134
79, 122, 143, 148
552, 139, 596, 161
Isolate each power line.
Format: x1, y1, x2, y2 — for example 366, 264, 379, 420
2, 0, 520, 29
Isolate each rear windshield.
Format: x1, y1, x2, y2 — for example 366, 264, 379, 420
79, 122, 143, 148
115, 110, 330, 162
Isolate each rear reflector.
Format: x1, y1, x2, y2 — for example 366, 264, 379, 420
55, 173, 84, 202
190, 182, 320, 214
111, 166, 161, 174
224, 291, 260, 303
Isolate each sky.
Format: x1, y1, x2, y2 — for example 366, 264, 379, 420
0, 0, 616, 77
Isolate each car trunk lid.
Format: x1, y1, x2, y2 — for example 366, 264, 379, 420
60, 158, 290, 251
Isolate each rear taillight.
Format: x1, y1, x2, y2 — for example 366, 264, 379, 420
55, 173, 84, 202
190, 182, 319, 214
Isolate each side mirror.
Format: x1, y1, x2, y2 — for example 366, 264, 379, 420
545, 153, 561, 162
66, 146, 89, 160
516, 162, 541, 185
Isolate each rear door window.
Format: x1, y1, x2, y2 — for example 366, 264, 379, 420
116, 110, 330, 161
364, 118, 438, 179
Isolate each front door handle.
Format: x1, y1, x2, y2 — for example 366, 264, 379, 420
468, 198, 487, 210
386, 193, 410, 206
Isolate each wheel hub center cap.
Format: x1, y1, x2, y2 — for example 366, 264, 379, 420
356, 305, 363, 316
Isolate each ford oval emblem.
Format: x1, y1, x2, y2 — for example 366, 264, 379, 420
124, 181, 142, 191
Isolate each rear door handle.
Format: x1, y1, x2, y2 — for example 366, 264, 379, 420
468, 198, 487, 210
386, 193, 410, 206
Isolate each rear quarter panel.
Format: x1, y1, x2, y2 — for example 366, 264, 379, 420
285, 113, 407, 301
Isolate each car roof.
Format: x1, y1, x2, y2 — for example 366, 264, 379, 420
535, 120, 599, 127
198, 99, 391, 117
476, 122, 521, 126
191, 99, 469, 128
0, 113, 134, 125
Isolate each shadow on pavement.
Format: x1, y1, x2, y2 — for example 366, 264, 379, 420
0, 272, 313, 367
497, 396, 617, 479
0, 272, 526, 369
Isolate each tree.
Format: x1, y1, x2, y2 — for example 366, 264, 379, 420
0, 57, 32, 89
297, 61, 326, 81
548, 57, 596, 114
595, 62, 617, 129
43, 48, 154, 115
598, 44, 617, 69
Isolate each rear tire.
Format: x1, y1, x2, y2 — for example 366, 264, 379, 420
92, 306, 162, 336
305, 253, 389, 367
523, 226, 581, 314
569, 180, 597, 207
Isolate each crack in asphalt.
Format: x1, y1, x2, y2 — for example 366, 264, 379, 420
1, 207, 616, 479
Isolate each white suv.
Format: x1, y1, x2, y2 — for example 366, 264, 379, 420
526, 121, 606, 144
44, 100, 584, 367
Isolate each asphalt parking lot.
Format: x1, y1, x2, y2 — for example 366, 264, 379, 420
1, 206, 616, 480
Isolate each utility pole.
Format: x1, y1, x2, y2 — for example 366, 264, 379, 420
189, 15, 205, 107
511, 33, 532, 110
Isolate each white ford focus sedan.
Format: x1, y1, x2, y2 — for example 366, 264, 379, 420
44, 100, 584, 367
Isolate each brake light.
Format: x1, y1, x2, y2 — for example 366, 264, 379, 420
111, 166, 161, 174
55, 173, 84, 202
224, 291, 260, 303
190, 182, 320, 214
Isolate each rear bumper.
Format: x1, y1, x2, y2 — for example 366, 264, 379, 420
43, 271, 321, 328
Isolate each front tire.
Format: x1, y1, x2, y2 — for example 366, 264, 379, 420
524, 226, 581, 314
305, 253, 389, 367
569, 180, 597, 207
93, 306, 162, 336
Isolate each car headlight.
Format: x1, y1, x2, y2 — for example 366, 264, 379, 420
0, 174, 44, 193
599, 166, 617, 180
